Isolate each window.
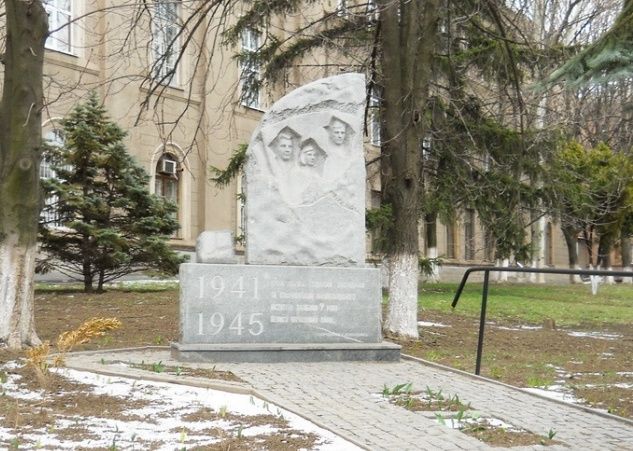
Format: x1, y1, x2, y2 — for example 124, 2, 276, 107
484, 228, 495, 262
152, 1, 180, 84
337, 0, 347, 16
153, 146, 192, 240
155, 153, 180, 206
240, 28, 261, 109
421, 136, 432, 160
155, 153, 180, 236
369, 90, 381, 146
446, 222, 456, 259
40, 130, 64, 228
44, 0, 72, 53
366, 0, 379, 24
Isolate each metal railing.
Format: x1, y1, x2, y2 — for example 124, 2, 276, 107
451, 266, 633, 376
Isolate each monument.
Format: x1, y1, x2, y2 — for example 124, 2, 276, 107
172, 73, 401, 362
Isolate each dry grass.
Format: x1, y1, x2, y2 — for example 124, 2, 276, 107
53, 317, 121, 366
25, 342, 51, 387
24, 317, 121, 386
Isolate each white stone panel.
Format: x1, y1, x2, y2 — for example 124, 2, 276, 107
245, 73, 366, 266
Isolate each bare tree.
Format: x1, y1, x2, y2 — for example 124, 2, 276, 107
0, 0, 48, 348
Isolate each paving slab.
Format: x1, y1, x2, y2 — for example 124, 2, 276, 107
64, 347, 633, 451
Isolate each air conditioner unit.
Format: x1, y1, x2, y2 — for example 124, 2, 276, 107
161, 158, 178, 175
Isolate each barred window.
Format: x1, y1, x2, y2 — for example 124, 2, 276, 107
240, 28, 261, 109
40, 130, 65, 228
152, 1, 181, 84
369, 89, 381, 146
44, 0, 72, 53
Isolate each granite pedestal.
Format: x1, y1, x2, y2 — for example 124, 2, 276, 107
171, 263, 400, 362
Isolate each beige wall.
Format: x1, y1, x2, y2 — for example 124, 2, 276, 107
35, 0, 350, 250
6, 0, 592, 269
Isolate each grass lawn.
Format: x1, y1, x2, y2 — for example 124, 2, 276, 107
419, 282, 633, 326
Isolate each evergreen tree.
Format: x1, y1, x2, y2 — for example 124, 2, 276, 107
544, 0, 633, 87
38, 93, 185, 292
545, 140, 633, 269
220, 1, 545, 337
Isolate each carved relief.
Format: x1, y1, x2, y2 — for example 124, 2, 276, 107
298, 139, 326, 173
245, 73, 366, 266
270, 127, 299, 164
326, 116, 351, 146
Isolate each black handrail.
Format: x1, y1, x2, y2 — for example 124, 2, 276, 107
450, 266, 633, 376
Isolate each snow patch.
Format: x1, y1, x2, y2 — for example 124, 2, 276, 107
417, 321, 450, 328
0, 366, 359, 450
567, 331, 622, 340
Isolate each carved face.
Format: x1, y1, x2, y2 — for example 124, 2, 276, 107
301, 147, 317, 166
330, 122, 346, 145
277, 137, 294, 161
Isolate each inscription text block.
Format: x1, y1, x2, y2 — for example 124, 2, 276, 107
179, 263, 382, 344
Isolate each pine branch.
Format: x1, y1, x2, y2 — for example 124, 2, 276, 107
542, 0, 633, 87
209, 144, 247, 187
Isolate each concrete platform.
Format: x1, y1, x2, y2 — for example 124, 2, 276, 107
171, 341, 401, 363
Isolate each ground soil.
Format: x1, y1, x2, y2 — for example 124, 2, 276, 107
1, 288, 322, 450
1, 286, 631, 449
391, 308, 633, 420
34, 288, 180, 349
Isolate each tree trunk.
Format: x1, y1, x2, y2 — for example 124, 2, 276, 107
0, 0, 48, 349
83, 258, 94, 293
597, 233, 614, 284
379, 0, 439, 339
97, 269, 106, 293
561, 224, 581, 283
597, 235, 611, 269
0, 236, 39, 348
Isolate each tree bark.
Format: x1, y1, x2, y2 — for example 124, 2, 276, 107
379, 0, 439, 338
597, 232, 615, 284
98, 269, 106, 293
0, 0, 48, 349
561, 224, 580, 283
597, 234, 612, 269
83, 256, 94, 293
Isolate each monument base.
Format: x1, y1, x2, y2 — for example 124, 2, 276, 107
171, 341, 401, 363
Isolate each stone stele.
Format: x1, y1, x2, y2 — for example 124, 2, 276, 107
245, 73, 366, 266
172, 74, 401, 363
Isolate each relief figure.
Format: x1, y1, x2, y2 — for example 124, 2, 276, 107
267, 127, 301, 203
323, 116, 353, 182
296, 139, 327, 204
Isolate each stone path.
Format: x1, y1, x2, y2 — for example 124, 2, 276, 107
66, 348, 633, 450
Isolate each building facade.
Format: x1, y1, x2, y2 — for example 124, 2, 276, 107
23, 1, 583, 271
